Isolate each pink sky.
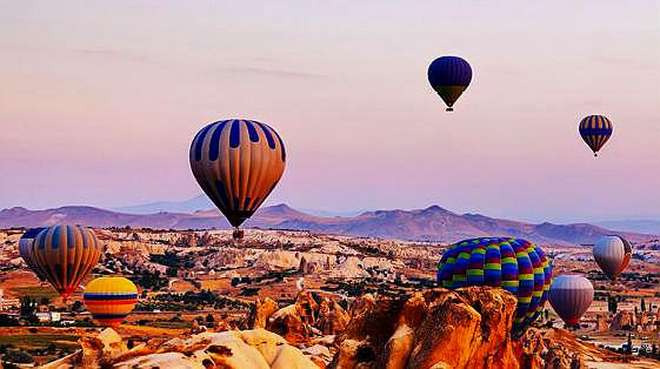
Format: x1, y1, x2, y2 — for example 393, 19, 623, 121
1, 1, 659, 222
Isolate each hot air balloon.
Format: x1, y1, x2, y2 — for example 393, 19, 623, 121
83, 276, 138, 328
31, 225, 102, 300
437, 237, 552, 333
18, 227, 48, 281
548, 274, 594, 327
579, 115, 613, 157
427, 56, 473, 112
593, 235, 632, 280
190, 119, 286, 239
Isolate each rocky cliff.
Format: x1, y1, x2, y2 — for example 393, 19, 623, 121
41, 287, 637, 369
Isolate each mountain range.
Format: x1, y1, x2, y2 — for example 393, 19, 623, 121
1, 203, 655, 245
593, 219, 660, 235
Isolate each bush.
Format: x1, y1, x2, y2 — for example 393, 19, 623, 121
0, 314, 19, 327
3, 349, 34, 364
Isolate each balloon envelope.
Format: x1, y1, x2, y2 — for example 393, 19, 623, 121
19, 227, 48, 281
190, 119, 286, 229
437, 237, 552, 333
549, 274, 594, 326
593, 235, 632, 280
427, 56, 473, 111
84, 276, 138, 327
579, 115, 613, 156
32, 225, 102, 300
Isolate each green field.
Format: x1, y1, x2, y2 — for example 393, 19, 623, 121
10, 286, 59, 299
0, 334, 79, 349
144, 321, 192, 329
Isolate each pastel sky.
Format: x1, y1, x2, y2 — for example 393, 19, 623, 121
1, 1, 659, 223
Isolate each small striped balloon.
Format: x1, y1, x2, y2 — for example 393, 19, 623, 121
84, 277, 138, 328
437, 237, 552, 333
32, 225, 102, 300
18, 227, 48, 281
578, 115, 613, 157
548, 274, 594, 327
593, 235, 632, 280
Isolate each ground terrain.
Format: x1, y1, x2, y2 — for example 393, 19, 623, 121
0, 228, 657, 367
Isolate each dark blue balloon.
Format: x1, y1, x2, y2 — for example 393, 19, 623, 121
428, 56, 473, 111
428, 56, 473, 86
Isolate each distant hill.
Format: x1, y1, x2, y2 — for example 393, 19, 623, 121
0, 203, 654, 245
114, 195, 213, 214
115, 195, 363, 217
594, 219, 660, 235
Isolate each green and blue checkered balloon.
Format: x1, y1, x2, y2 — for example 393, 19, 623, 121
437, 237, 552, 333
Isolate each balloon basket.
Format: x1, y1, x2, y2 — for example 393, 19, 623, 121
232, 228, 244, 241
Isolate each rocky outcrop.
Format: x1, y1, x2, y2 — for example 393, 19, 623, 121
595, 314, 609, 332
65, 328, 319, 369
248, 297, 280, 329
329, 287, 622, 369
266, 292, 349, 343
610, 310, 636, 330
80, 328, 129, 367
116, 329, 319, 369
330, 287, 522, 369
317, 298, 351, 335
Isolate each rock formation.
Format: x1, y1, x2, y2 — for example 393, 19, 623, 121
595, 313, 609, 332
115, 329, 319, 369
610, 310, 636, 330
266, 292, 349, 343
248, 297, 280, 329
52, 328, 321, 369
330, 287, 523, 369
328, 287, 625, 369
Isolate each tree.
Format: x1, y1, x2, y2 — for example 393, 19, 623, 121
205, 314, 214, 323
166, 267, 179, 277
19, 297, 38, 322
3, 349, 34, 364
0, 315, 18, 327
640, 298, 646, 312
71, 301, 85, 313
607, 295, 618, 314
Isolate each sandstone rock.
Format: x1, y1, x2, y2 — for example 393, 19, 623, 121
317, 298, 350, 335
267, 292, 349, 343
39, 350, 83, 369
80, 328, 129, 368
115, 352, 208, 369
330, 287, 523, 369
595, 314, 609, 332
249, 297, 280, 329
114, 329, 319, 369
610, 310, 636, 330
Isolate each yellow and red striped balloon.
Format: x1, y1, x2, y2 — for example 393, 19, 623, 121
31, 225, 102, 300
83, 276, 138, 328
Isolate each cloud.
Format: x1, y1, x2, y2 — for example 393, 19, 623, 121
222, 66, 325, 79
70, 48, 158, 65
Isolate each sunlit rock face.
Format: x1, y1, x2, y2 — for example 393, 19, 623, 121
330, 287, 525, 369
114, 329, 319, 369
266, 292, 350, 343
